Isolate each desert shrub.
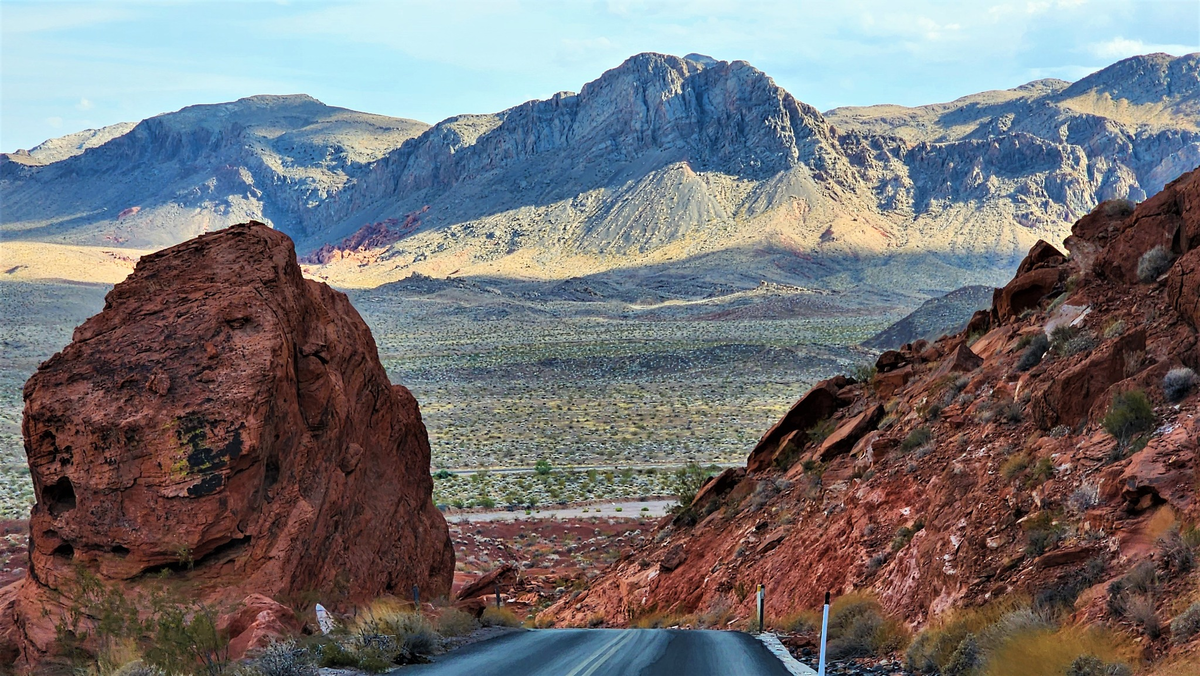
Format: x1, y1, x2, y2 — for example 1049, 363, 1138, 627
901, 426, 933, 452
113, 662, 166, 676
1102, 320, 1126, 340
480, 606, 520, 627
983, 625, 1136, 676
850, 362, 877, 384
249, 640, 316, 676
1108, 561, 1158, 618
1068, 484, 1100, 513
534, 459, 552, 475
906, 602, 1036, 674
1103, 199, 1136, 218
1049, 325, 1078, 355
1163, 367, 1197, 403
1034, 557, 1106, 615
1157, 527, 1196, 578
776, 610, 819, 633
824, 594, 909, 659
1027, 457, 1054, 486
1022, 512, 1065, 557
671, 463, 716, 512
942, 633, 981, 676
313, 639, 359, 668
1061, 332, 1098, 357
1124, 594, 1161, 638
435, 607, 477, 637
1001, 452, 1031, 480
1102, 390, 1155, 449
1016, 333, 1050, 371
891, 520, 925, 552
1137, 245, 1173, 282
1171, 602, 1200, 643
1066, 654, 1133, 676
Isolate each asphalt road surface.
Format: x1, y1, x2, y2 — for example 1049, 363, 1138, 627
400, 628, 795, 676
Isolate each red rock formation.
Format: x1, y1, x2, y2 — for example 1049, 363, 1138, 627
0, 222, 453, 666
541, 169, 1200, 665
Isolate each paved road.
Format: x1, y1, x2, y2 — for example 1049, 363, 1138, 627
400, 629, 794, 676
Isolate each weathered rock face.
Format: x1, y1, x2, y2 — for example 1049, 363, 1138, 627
542, 168, 1200, 656
1, 222, 453, 664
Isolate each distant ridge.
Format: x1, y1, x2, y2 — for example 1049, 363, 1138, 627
3, 52, 1198, 300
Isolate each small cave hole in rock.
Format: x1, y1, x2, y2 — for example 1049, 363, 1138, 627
43, 476, 77, 517
52, 543, 74, 560
111, 545, 130, 557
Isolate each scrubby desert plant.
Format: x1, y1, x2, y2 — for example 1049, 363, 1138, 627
1163, 367, 1197, 403
1017, 333, 1050, 371
1068, 484, 1100, 514
435, 607, 478, 637
112, 662, 166, 676
1157, 527, 1196, 578
850, 362, 877, 385
901, 426, 933, 452
1102, 389, 1155, 450
249, 640, 317, 676
823, 593, 909, 659
1171, 602, 1200, 644
1137, 245, 1173, 282
480, 606, 521, 627
1066, 654, 1133, 676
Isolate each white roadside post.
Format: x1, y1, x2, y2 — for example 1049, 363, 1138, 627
817, 591, 830, 676
756, 583, 765, 633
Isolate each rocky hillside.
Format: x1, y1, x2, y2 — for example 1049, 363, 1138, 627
3, 53, 1197, 298
863, 285, 994, 350
1, 96, 427, 248
543, 168, 1200, 668
0, 223, 453, 667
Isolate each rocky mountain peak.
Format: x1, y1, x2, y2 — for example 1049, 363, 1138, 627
1059, 51, 1200, 105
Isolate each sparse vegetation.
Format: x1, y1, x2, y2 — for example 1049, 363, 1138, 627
1016, 333, 1050, 371
1137, 245, 1173, 282
1102, 389, 1155, 451
1163, 367, 1197, 403
901, 426, 933, 452
822, 593, 910, 659
1171, 602, 1200, 644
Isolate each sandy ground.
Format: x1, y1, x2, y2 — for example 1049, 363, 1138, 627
445, 499, 675, 523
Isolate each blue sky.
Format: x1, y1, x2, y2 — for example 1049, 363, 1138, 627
2, 0, 1198, 152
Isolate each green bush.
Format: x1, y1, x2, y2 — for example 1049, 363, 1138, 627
807, 417, 837, 444
1102, 389, 1155, 449
901, 427, 933, 452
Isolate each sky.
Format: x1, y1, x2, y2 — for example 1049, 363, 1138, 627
2, 0, 1198, 152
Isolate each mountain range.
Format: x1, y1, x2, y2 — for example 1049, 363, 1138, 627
2, 51, 1199, 299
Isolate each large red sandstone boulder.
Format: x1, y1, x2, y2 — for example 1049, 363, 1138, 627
0, 222, 453, 665
747, 377, 848, 472
993, 267, 1063, 322
818, 404, 885, 461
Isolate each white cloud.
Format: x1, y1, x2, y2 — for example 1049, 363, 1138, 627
1090, 36, 1199, 59
46, 116, 62, 128
75, 98, 93, 111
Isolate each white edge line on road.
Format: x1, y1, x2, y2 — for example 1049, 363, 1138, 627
757, 633, 818, 676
